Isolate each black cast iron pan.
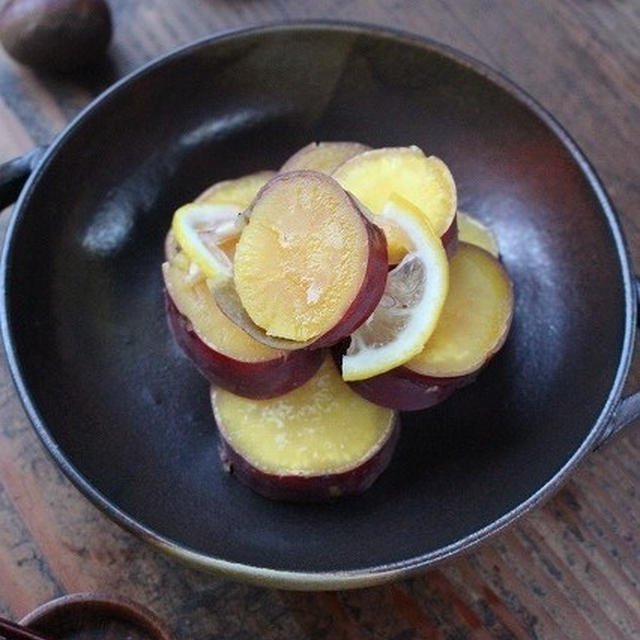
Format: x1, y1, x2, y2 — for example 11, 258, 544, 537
1, 22, 639, 589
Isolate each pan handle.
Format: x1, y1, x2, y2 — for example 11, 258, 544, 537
595, 275, 640, 447
0, 146, 48, 211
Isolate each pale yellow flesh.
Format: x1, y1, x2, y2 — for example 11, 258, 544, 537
457, 211, 499, 257
196, 171, 276, 207
212, 279, 317, 351
163, 254, 282, 362
233, 172, 371, 342
407, 243, 513, 377
333, 146, 456, 263
213, 357, 395, 475
280, 142, 370, 175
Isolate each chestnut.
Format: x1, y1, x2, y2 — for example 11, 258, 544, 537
0, 0, 112, 73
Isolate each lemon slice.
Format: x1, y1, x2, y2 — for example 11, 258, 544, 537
171, 203, 243, 282
457, 211, 499, 257
341, 194, 449, 381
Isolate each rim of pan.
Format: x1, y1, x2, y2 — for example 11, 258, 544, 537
0, 20, 636, 589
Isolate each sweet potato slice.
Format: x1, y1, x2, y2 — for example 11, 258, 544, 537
233, 171, 388, 344
406, 242, 513, 378
163, 253, 322, 397
348, 243, 513, 410
280, 141, 371, 174
212, 356, 399, 501
345, 363, 462, 412
195, 170, 276, 206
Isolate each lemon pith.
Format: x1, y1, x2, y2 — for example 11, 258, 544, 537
341, 194, 449, 381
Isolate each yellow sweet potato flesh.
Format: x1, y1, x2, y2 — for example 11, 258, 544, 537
407, 243, 513, 377
163, 254, 281, 362
196, 171, 276, 207
333, 146, 456, 263
233, 172, 370, 342
280, 142, 370, 174
214, 357, 395, 475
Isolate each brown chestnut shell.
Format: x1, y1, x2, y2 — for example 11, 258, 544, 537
0, 0, 112, 72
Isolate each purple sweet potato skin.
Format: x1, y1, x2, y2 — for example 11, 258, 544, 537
217, 415, 400, 502
348, 366, 471, 411
166, 294, 323, 400
441, 213, 458, 261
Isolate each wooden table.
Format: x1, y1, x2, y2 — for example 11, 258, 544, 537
0, 2, 639, 638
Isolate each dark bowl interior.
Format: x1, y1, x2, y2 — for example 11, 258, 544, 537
1, 24, 631, 580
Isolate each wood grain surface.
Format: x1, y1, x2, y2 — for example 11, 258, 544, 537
0, 1, 639, 638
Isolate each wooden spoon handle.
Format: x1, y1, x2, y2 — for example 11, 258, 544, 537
0, 616, 54, 640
